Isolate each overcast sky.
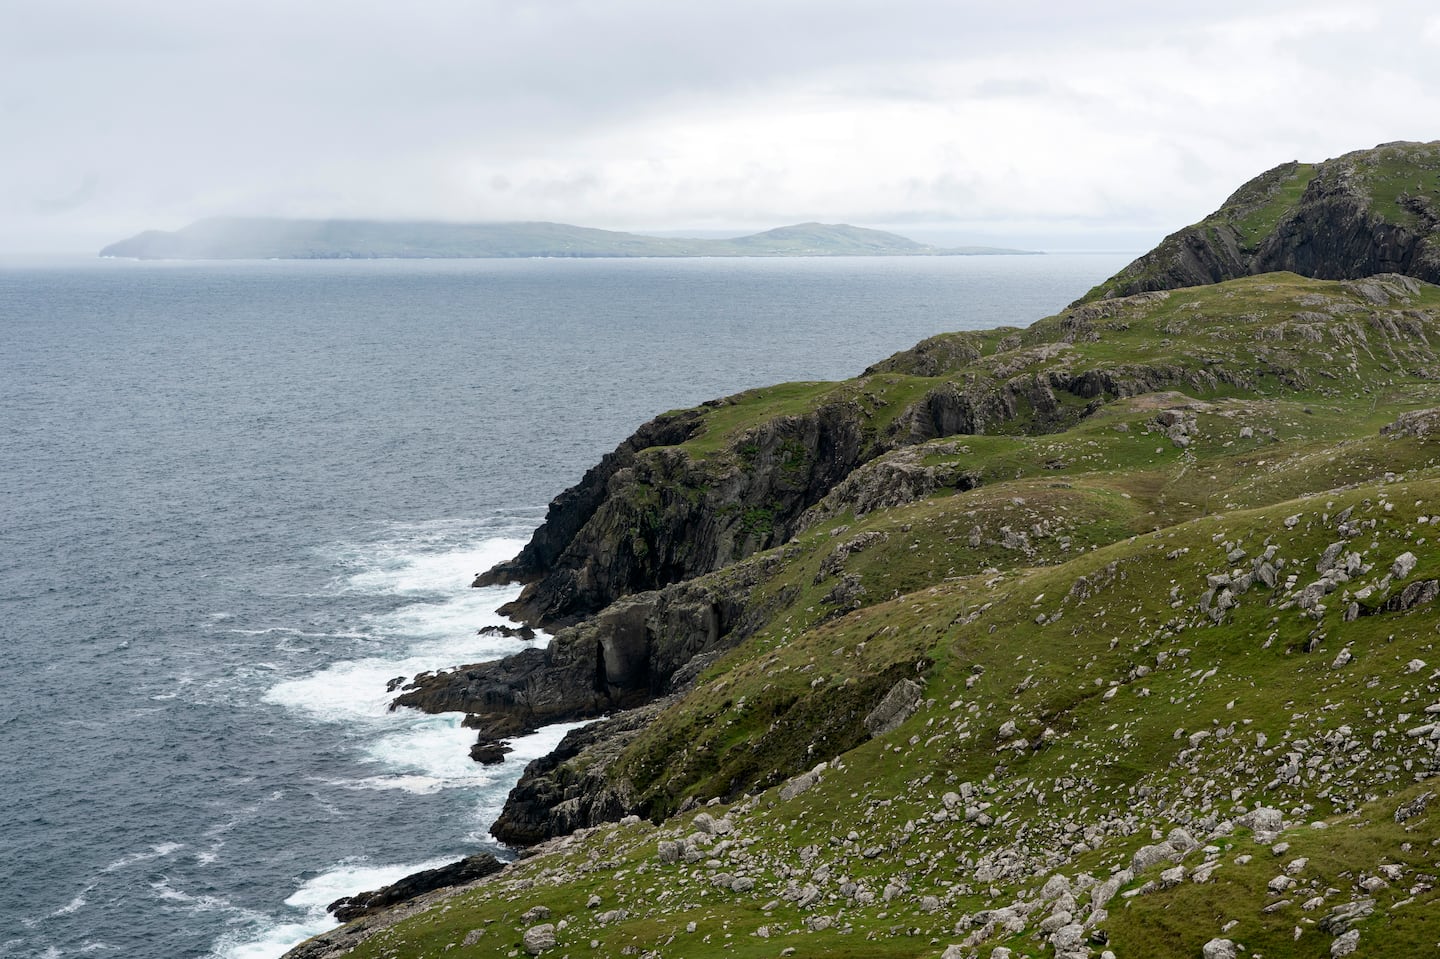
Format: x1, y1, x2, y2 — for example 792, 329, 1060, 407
3, 0, 1439, 253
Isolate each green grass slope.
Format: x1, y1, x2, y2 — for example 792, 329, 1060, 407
306, 457, 1440, 959
290, 272, 1440, 959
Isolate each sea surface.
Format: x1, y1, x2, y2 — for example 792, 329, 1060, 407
0, 252, 1132, 957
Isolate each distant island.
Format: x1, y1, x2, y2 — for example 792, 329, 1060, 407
98, 218, 1037, 260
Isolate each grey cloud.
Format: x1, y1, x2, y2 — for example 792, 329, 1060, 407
3, 0, 1439, 252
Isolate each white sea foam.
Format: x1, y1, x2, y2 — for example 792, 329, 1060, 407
50, 887, 93, 917
212, 718, 591, 959
336, 534, 527, 596
263, 532, 545, 725
150, 878, 231, 911
101, 842, 185, 874
350, 717, 592, 795
209, 856, 453, 959
231, 528, 579, 959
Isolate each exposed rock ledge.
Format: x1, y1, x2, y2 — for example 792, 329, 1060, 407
394, 553, 783, 736
327, 853, 504, 921
476, 346, 1249, 629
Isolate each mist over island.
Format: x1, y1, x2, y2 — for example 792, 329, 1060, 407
98, 217, 1038, 260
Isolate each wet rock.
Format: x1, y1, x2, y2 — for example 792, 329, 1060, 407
469, 739, 513, 765
327, 854, 504, 922
478, 624, 537, 641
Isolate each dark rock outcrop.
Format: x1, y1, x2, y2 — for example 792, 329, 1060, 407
1085, 141, 1440, 303
479, 624, 536, 641
485, 398, 869, 627
490, 700, 669, 847
326, 854, 504, 921
396, 554, 781, 730
474, 408, 706, 605
469, 739, 512, 764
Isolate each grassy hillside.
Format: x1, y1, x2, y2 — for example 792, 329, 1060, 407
291, 271, 1440, 959
1080, 141, 1440, 302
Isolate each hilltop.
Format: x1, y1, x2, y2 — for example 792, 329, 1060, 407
1080, 140, 1440, 302
287, 144, 1440, 959
97, 218, 1032, 260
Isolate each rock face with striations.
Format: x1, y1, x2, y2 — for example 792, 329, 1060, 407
478, 397, 874, 627
398, 551, 781, 731
1082, 141, 1440, 303
476, 328, 1249, 629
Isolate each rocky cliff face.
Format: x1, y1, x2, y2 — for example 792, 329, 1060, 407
398, 550, 785, 731
481, 397, 872, 626
480, 328, 1233, 629
474, 408, 705, 601
1085, 141, 1440, 302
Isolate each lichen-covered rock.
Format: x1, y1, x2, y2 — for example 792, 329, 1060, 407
864, 678, 924, 737
522, 923, 556, 955
1203, 939, 1237, 959
1381, 407, 1440, 439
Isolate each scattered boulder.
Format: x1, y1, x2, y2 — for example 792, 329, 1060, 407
1237, 807, 1285, 842
1319, 899, 1375, 935
1203, 938, 1237, 959
1331, 929, 1360, 957
522, 923, 557, 955
1131, 843, 1178, 874
780, 763, 827, 802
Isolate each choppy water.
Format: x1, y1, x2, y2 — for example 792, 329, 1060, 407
0, 252, 1131, 957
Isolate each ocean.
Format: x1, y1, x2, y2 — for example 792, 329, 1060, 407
0, 252, 1132, 957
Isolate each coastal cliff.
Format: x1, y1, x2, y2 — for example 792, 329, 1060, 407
290, 143, 1440, 959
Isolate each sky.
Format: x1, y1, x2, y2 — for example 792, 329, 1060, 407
3, 0, 1439, 253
